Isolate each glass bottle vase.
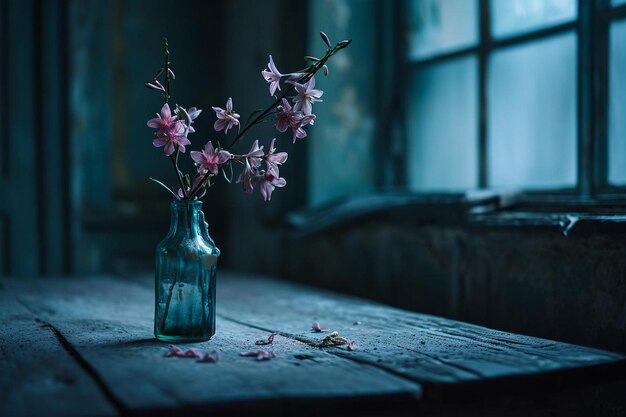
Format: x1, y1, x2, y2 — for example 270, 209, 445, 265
154, 200, 219, 342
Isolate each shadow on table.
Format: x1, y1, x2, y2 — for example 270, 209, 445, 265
101, 338, 166, 349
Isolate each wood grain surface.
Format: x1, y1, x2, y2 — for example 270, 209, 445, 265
0, 272, 624, 416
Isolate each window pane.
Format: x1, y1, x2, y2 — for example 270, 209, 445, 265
407, 0, 479, 61
609, 19, 626, 185
309, 0, 377, 205
488, 34, 577, 188
407, 57, 478, 190
490, 0, 577, 39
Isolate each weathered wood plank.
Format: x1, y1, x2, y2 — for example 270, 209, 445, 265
211, 273, 626, 398
0, 287, 117, 417
3, 276, 422, 416
3, 273, 625, 416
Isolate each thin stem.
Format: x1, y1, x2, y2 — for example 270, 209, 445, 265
225, 50, 330, 152
186, 46, 338, 200
162, 38, 187, 198
159, 274, 178, 333
169, 153, 186, 198
163, 38, 171, 103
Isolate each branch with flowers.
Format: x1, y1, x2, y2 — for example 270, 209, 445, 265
145, 33, 351, 202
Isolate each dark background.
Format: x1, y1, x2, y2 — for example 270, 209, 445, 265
1, 0, 625, 355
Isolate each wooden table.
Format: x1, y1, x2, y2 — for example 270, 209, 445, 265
1, 273, 624, 417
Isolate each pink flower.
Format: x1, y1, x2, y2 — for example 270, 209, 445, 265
293, 77, 323, 115
191, 141, 231, 175
175, 105, 202, 134
244, 140, 265, 168
187, 107, 202, 120
148, 103, 192, 155
275, 99, 316, 143
258, 172, 286, 202
164, 345, 203, 358
292, 114, 316, 143
147, 103, 175, 134
275, 99, 295, 133
261, 55, 283, 96
264, 138, 288, 177
212, 97, 240, 134
237, 159, 258, 194
165, 345, 184, 357
183, 348, 202, 358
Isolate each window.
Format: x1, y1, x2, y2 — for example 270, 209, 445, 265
403, 0, 626, 197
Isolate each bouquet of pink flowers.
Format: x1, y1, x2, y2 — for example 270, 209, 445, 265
145, 33, 350, 202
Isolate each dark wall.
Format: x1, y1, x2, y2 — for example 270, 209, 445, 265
285, 214, 626, 354
0, 0, 70, 276
0, 0, 309, 276
77, 0, 310, 276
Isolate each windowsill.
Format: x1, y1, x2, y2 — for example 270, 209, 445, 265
287, 190, 626, 237
470, 210, 626, 236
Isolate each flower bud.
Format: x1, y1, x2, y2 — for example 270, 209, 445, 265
153, 67, 164, 79
145, 82, 165, 91
167, 68, 176, 80
337, 39, 352, 49
323, 65, 329, 76
304, 55, 320, 62
320, 31, 331, 48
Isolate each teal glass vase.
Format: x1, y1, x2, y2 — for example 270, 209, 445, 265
154, 200, 219, 342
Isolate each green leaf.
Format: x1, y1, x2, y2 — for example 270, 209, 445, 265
222, 161, 234, 184
149, 177, 180, 199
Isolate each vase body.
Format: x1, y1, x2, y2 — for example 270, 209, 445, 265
154, 200, 219, 342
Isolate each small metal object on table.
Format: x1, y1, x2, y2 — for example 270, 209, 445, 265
0, 273, 624, 417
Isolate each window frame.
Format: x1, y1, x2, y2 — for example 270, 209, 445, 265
397, 0, 626, 200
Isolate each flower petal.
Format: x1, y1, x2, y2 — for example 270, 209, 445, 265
153, 137, 168, 147
165, 345, 184, 357
214, 119, 227, 132
267, 152, 288, 165
147, 118, 164, 128
197, 351, 219, 363
160, 103, 171, 120
268, 55, 281, 76
260, 181, 273, 201
191, 150, 205, 164
217, 150, 232, 164
182, 348, 202, 358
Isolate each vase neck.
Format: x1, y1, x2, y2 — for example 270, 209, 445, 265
168, 200, 203, 238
